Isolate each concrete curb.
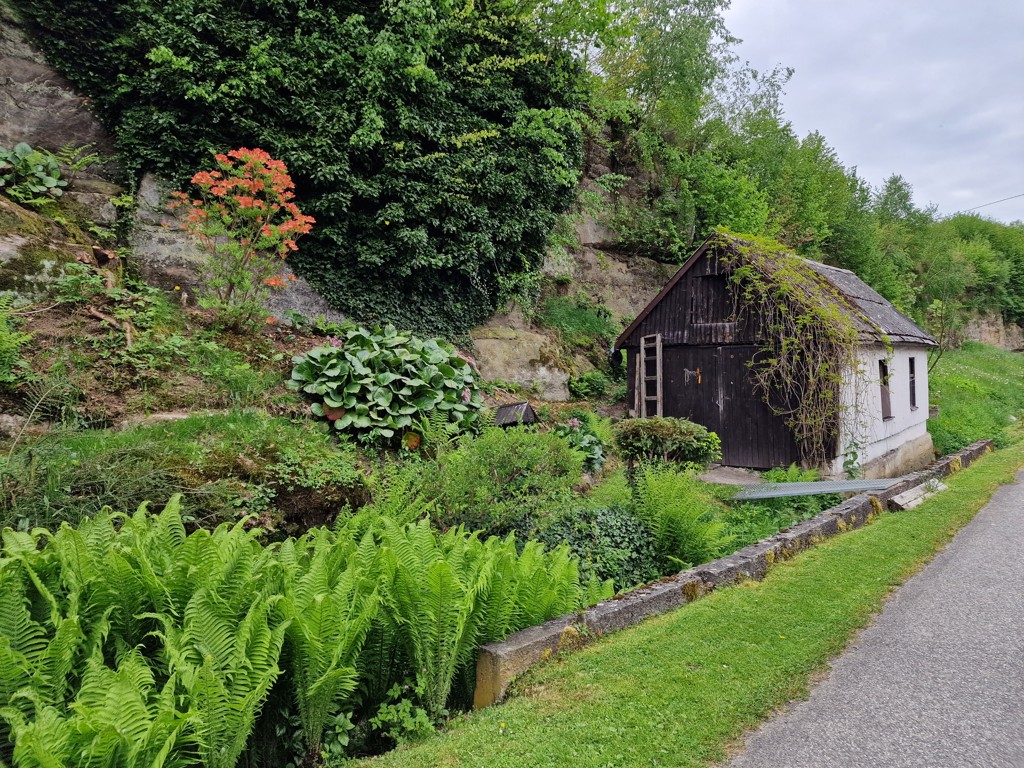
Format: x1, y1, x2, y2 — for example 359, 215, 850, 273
473, 439, 995, 709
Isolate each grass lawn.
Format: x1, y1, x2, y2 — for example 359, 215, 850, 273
362, 438, 1024, 768
929, 342, 1024, 455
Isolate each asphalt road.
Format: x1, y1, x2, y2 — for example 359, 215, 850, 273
726, 469, 1024, 768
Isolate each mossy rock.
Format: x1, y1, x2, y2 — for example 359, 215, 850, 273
0, 235, 84, 296
0, 197, 52, 238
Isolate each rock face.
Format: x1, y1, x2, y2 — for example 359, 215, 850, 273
0, 197, 91, 298
570, 248, 675, 324
961, 312, 1024, 351
0, 3, 118, 174
471, 308, 571, 401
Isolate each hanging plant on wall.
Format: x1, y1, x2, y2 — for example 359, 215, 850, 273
715, 230, 883, 468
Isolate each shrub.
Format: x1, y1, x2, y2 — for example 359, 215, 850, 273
613, 417, 722, 469
537, 504, 659, 590
632, 465, 732, 571
0, 142, 66, 208
171, 148, 314, 329
429, 426, 584, 538
568, 370, 611, 400
289, 324, 484, 443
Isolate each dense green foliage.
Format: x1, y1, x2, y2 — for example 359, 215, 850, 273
362, 438, 1023, 768
14, 0, 586, 336
928, 342, 1024, 454
0, 497, 604, 766
631, 464, 731, 570
613, 416, 722, 469
537, 504, 659, 589
428, 426, 584, 538
568, 370, 612, 400
290, 325, 483, 443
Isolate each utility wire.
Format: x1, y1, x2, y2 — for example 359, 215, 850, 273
960, 191, 1024, 213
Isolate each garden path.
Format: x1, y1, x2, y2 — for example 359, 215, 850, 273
724, 469, 1024, 768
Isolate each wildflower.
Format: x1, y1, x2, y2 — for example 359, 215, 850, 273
174, 286, 181, 291
568, 417, 581, 428
461, 389, 472, 402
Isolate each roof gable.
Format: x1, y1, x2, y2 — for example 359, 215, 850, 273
615, 233, 936, 349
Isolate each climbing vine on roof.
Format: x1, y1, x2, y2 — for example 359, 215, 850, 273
716, 230, 880, 468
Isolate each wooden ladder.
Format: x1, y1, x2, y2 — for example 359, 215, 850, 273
636, 333, 663, 417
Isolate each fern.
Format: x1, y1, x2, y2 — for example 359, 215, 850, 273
632, 465, 733, 570
4, 651, 193, 768
279, 528, 378, 761
0, 496, 600, 765
414, 409, 463, 459
161, 589, 287, 768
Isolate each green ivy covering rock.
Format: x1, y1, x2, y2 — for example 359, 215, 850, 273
14, 0, 587, 336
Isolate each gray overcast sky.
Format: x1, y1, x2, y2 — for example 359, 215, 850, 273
722, 1, 1024, 224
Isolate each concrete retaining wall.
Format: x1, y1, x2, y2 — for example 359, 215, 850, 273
474, 439, 995, 709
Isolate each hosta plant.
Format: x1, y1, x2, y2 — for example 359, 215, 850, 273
289, 325, 484, 442
0, 142, 66, 207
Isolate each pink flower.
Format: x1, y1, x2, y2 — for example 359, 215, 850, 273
568, 418, 581, 428
461, 389, 472, 402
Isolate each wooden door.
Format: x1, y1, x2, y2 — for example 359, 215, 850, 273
662, 346, 720, 435
715, 346, 799, 469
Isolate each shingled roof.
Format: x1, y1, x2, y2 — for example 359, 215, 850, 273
800, 259, 936, 346
615, 233, 936, 349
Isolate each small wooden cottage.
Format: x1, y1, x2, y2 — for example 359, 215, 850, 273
614, 233, 936, 476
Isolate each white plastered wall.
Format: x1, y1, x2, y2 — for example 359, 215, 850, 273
831, 344, 932, 476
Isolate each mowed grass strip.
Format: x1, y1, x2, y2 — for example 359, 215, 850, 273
363, 441, 1024, 768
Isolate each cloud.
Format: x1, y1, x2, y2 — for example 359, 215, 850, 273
723, 0, 1024, 222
